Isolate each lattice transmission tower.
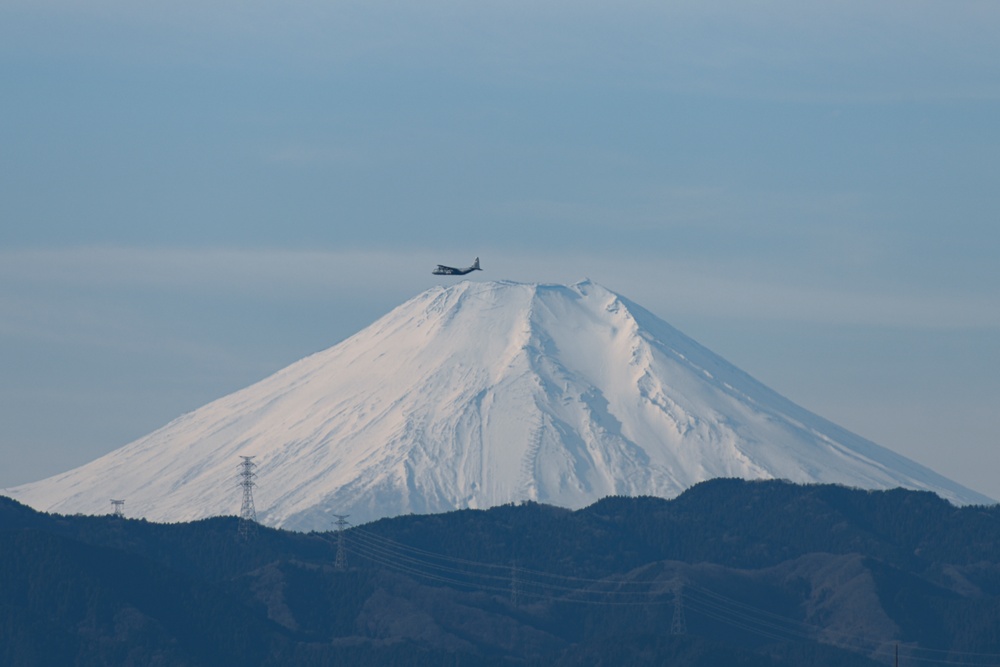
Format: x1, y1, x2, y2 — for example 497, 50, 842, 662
238, 456, 258, 541
332, 514, 350, 570
110, 499, 125, 518
671, 582, 687, 636
510, 560, 521, 607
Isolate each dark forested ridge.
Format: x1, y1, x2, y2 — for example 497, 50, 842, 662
3, 479, 1000, 666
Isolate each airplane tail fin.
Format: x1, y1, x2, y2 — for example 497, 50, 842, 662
472, 257, 481, 270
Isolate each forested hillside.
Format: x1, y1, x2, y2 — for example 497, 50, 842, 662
3, 479, 1000, 666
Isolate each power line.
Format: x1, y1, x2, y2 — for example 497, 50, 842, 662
350, 527, 674, 592
341, 526, 1000, 665
347, 529, 670, 603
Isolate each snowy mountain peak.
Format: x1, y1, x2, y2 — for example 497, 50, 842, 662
5, 280, 992, 529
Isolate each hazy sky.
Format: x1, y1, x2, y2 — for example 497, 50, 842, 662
2, 1, 998, 500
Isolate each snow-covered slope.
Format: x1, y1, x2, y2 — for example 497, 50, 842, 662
5, 280, 992, 529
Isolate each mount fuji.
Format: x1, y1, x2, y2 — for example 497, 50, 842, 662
4, 280, 992, 529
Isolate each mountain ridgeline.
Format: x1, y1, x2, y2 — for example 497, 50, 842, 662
3, 479, 1000, 666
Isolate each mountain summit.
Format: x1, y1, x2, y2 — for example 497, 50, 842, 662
5, 280, 992, 528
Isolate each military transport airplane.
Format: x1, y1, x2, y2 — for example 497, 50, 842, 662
432, 257, 482, 276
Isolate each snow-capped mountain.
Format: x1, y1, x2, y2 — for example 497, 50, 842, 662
5, 280, 992, 529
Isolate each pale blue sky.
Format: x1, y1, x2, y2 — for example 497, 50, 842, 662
2, 1, 998, 499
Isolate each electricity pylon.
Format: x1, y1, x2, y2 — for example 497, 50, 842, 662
238, 456, 258, 541
333, 514, 350, 570
671, 582, 687, 636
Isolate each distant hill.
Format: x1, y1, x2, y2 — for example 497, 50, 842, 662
7, 281, 990, 529
3, 479, 1000, 666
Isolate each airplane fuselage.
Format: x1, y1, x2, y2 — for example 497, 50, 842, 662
432, 258, 482, 276
433, 266, 476, 275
